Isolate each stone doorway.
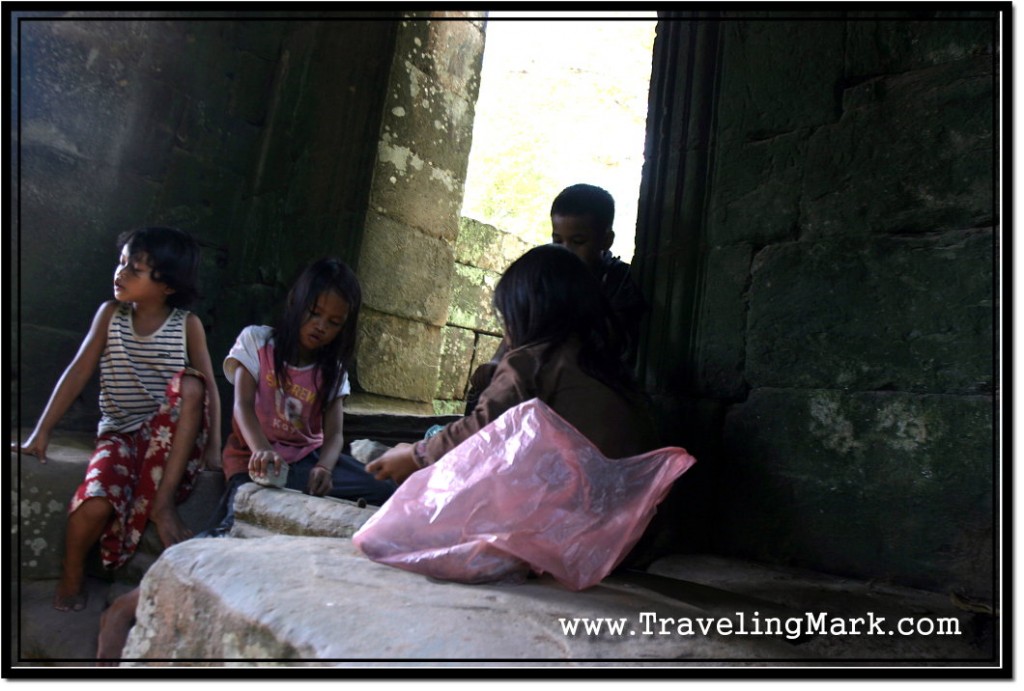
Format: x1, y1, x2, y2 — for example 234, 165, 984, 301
348, 12, 658, 416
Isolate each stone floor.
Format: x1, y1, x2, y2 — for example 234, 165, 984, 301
12, 485, 999, 669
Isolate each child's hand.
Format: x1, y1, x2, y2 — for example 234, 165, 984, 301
366, 444, 418, 485
13, 431, 50, 464
249, 449, 284, 479
305, 465, 333, 497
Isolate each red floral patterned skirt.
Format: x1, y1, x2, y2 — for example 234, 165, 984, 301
69, 368, 209, 569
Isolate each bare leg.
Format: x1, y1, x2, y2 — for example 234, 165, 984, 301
150, 373, 204, 547
96, 587, 140, 665
54, 497, 113, 611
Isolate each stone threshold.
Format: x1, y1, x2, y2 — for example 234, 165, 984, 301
11, 432, 997, 667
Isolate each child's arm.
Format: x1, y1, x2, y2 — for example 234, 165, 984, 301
307, 396, 346, 496
230, 365, 283, 480
15, 301, 117, 463
185, 314, 222, 471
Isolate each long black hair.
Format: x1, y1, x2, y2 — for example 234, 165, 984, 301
272, 257, 362, 413
493, 244, 635, 397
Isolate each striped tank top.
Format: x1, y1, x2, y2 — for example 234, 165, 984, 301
98, 303, 190, 434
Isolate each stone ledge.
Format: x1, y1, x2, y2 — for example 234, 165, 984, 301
232, 484, 376, 539
11, 429, 225, 581
120, 536, 803, 663
120, 535, 993, 664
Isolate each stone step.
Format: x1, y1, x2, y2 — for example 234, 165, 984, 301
230, 483, 375, 538
12, 430, 226, 584
14, 428, 996, 666
119, 487, 993, 664
11, 412, 440, 581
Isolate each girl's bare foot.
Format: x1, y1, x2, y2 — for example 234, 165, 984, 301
53, 572, 88, 612
96, 589, 140, 665
150, 504, 193, 547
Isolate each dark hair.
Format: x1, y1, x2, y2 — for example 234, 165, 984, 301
273, 257, 362, 413
494, 244, 634, 397
550, 183, 615, 233
116, 227, 200, 309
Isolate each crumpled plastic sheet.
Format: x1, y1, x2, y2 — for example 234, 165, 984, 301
353, 398, 697, 591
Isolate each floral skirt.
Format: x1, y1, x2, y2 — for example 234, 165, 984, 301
69, 369, 209, 569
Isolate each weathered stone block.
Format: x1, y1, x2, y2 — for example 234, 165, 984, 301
12, 432, 225, 581
12, 434, 95, 580
802, 55, 993, 237
717, 21, 844, 142
121, 536, 805, 661
694, 244, 753, 398
398, 17, 485, 101
434, 326, 474, 400
707, 131, 807, 246
845, 18, 994, 77
746, 230, 993, 393
357, 211, 455, 326
344, 393, 436, 417
447, 263, 501, 333
455, 216, 505, 272
500, 231, 532, 268
369, 135, 464, 243
432, 400, 465, 416
355, 309, 443, 402
380, 59, 476, 187
721, 388, 993, 597
232, 484, 376, 538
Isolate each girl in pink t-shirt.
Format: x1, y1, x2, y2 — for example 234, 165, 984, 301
207, 258, 394, 535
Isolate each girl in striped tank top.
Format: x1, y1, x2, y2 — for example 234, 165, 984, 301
17, 227, 222, 612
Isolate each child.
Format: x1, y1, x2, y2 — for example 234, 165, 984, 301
549, 183, 647, 353
16, 226, 222, 611
464, 183, 647, 414
368, 244, 657, 485
209, 257, 394, 534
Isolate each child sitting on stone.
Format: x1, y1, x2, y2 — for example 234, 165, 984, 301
204, 257, 395, 536
15, 227, 222, 612
368, 244, 656, 485
464, 183, 647, 413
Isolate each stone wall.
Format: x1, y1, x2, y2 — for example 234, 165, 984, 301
637, 13, 996, 597
432, 216, 529, 414
14, 13, 399, 436
351, 13, 487, 415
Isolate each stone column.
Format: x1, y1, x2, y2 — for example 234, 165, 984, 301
352, 12, 486, 414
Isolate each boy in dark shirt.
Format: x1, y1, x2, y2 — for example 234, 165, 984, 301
465, 184, 647, 413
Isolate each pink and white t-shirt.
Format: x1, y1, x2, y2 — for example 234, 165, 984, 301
221, 325, 350, 478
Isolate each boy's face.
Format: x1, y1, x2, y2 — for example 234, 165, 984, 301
551, 214, 614, 271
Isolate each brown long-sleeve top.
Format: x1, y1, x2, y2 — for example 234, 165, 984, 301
418, 339, 657, 466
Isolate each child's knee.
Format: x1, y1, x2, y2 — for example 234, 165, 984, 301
179, 372, 206, 403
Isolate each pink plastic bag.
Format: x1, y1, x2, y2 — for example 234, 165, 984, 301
353, 398, 697, 591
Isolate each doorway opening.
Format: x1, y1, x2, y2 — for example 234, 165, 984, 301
461, 11, 658, 262
433, 11, 657, 414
